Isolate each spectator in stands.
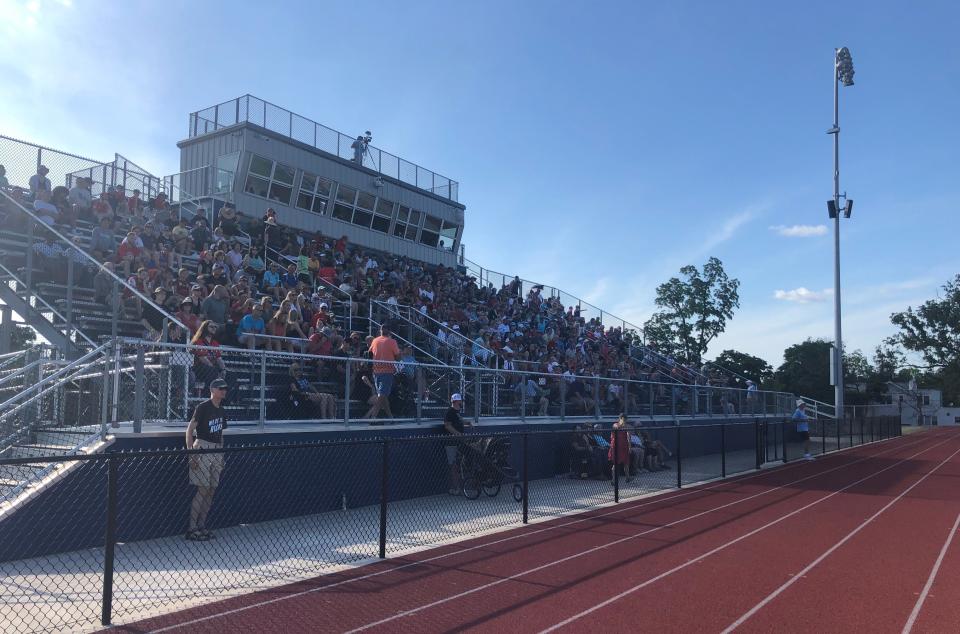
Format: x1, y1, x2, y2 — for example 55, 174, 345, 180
216, 205, 239, 237
89, 218, 115, 259
191, 217, 212, 253
242, 247, 265, 282
264, 215, 283, 248
176, 297, 201, 335
261, 261, 282, 301
237, 304, 266, 349
0, 165, 8, 188
266, 300, 292, 351
171, 219, 191, 254
115, 232, 141, 277
29, 165, 51, 196
516, 375, 549, 416
288, 362, 336, 419
32, 233, 62, 278
92, 193, 114, 226
200, 285, 230, 330
68, 177, 92, 218
570, 424, 600, 479
127, 189, 142, 217
185, 377, 227, 541
150, 192, 172, 227
191, 320, 226, 385
142, 288, 171, 340
286, 308, 308, 346
281, 263, 299, 291
640, 431, 671, 470
226, 241, 243, 274
746, 379, 758, 414
366, 323, 401, 420
93, 261, 116, 307
62, 236, 94, 286
32, 190, 59, 225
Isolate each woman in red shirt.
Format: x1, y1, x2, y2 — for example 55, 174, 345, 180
191, 320, 225, 388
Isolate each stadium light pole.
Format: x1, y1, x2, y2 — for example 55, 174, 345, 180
827, 47, 855, 419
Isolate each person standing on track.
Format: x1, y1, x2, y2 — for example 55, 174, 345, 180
444, 393, 469, 495
185, 378, 228, 541
609, 414, 633, 483
793, 399, 814, 461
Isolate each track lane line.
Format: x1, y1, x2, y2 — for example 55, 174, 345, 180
719, 443, 960, 633
901, 510, 960, 634
534, 432, 956, 634
342, 433, 947, 633
142, 430, 924, 633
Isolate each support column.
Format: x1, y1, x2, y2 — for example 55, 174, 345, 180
0, 305, 12, 354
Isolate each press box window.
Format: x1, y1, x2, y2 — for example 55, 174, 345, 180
332, 185, 357, 222
297, 172, 333, 215
393, 206, 422, 241
244, 154, 295, 205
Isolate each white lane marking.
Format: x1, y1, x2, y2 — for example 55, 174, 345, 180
147, 431, 924, 633
346, 437, 949, 633
720, 445, 960, 633
901, 510, 960, 634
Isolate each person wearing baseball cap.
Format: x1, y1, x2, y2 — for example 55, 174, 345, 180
443, 393, 470, 495
793, 399, 813, 460
185, 378, 228, 541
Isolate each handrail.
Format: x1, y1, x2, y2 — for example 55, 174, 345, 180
0, 342, 109, 412
0, 358, 43, 390
377, 299, 497, 359
0, 258, 96, 347
367, 311, 447, 367
0, 190, 188, 333
120, 337, 796, 405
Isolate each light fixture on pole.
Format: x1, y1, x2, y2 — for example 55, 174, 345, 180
826, 46, 855, 420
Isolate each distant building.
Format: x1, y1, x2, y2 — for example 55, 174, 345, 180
870, 382, 956, 426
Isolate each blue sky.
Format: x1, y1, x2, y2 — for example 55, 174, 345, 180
1, 0, 957, 366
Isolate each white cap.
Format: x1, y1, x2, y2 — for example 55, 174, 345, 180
451, 393, 463, 402
796, 399, 805, 407
319, 302, 328, 309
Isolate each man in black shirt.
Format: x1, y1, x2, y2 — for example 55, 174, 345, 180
443, 393, 469, 495
184, 378, 228, 541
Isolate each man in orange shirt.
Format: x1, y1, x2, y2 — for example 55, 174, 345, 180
366, 323, 401, 420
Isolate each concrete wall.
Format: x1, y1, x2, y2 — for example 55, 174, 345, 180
0, 419, 770, 563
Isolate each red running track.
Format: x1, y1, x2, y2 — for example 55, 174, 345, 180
116, 428, 960, 634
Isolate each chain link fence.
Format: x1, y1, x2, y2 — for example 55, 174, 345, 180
0, 417, 903, 633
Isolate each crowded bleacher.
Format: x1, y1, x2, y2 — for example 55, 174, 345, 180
0, 162, 745, 421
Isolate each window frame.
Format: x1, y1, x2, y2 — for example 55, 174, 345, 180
243, 154, 297, 206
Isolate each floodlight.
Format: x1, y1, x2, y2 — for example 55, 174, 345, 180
827, 200, 837, 219
837, 47, 855, 86
843, 199, 853, 218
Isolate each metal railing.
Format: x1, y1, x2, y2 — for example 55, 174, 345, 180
188, 95, 459, 201
102, 338, 798, 432
0, 415, 904, 633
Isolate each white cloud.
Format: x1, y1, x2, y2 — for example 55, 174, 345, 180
773, 287, 833, 303
769, 224, 828, 238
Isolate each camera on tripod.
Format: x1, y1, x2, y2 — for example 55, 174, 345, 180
361, 130, 373, 144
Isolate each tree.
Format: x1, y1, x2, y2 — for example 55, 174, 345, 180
773, 339, 833, 404
889, 274, 960, 370
9, 324, 36, 353
711, 349, 773, 387
642, 257, 740, 365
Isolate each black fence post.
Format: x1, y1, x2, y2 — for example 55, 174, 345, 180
755, 419, 761, 470
781, 421, 788, 463
522, 433, 529, 524
613, 431, 620, 504
378, 439, 389, 559
676, 424, 683, 489
101, 456, 118, 626
860, 417, 864, 445
836, 414, 841, 450
821, 417, 826, 455
720, 423, 726, 478
849, 411, 854, 447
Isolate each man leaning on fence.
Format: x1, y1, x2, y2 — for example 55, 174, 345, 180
444, 393, 469, 495
185, 378, 228, 541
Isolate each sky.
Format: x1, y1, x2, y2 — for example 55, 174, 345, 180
1, 0, 957, 367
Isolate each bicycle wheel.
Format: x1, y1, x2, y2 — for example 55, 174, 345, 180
512, 483, 523, 502
462, 477, 481, 500
482, 480, 501, 497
